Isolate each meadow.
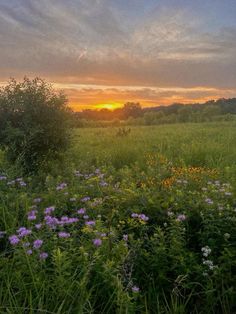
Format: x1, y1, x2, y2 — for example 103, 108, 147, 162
0, 122, 236, 313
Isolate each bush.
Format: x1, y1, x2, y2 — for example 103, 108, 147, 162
0, 77, 71, 173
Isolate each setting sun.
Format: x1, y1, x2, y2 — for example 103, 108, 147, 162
94, 102, 123, 110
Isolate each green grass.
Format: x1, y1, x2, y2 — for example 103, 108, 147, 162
69, 122, 236, 185
0, 121, 236, 313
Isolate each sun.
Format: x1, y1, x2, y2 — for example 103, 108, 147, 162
94, 102, 123, 110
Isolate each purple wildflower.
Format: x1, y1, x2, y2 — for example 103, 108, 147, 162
176, 214, 186, 222
138, 214, 149, 221
9, 235, 20, 245
44, 215, 59, 229
56, 183, 67, 191
35, 223, 42, 229
33, 239, 43, 249
85, 220, 95, 226
0, 176, 7, 181
44, 206, 55, 215
131, 213, 138, 218
77, 208, 86, 215
28, 212, 37, 221
205, 198, 213, 205
39, 252, 48, 260
81, 196, 90, 202
23, 242, 30, 247
58, 232, 71, 238
93, 238, 102, 247
26, 249, 33, 255
17, 227, 31, 238
132, 286, 140, 293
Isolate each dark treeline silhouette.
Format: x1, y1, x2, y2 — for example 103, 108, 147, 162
73, 98, 236, 127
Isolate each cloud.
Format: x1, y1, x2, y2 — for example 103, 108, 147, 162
0, 0, 235, 108
55, 84, 236, 109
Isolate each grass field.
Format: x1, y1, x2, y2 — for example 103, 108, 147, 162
0, 122, 236, 313
70, 122, 236, 186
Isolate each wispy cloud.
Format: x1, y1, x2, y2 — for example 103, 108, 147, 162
0, 0, 236, 109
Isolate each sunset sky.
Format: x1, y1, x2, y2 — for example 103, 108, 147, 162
0, 0, 236, 110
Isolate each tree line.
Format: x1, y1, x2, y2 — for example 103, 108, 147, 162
74, 98, 236, 127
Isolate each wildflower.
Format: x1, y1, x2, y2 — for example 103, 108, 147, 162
203, 259, 214, 270
7, 180, 15, 185
131, 213, 138, 218
19, 181, 27, 187
0, 175, 7, 180
100, 233, 107, 237
27, 210, 37, 221
205, 198, 213, 205
81, 196, 90, 202
59, 216, 78, 225
23, 242, 30, 247
44, 206, 55, 215
201, 246, 211, 257
39, 252, 48, 260
93, 238, 102, 247
35, 223, 42, 229
56, 183, 67, 191
44, 215, 59, 229
33, 239, 43, 249
83, 215, 89, 220
17, 227, 32, 238
100, 181, 108, 187
132, 286, 140, 293
70, 197, 76, 202
58, 232, 71, 238
0, 231, 6, 238
225, 192, 232, 196
9, 235, 20, 245
176, 214, 186, 222
26, 249, 33, 255
77, 208, 86, 215
138, 214, 149, 221
123, 234, 128, 241
75, 170, 83, 177
85, 220, 95, 226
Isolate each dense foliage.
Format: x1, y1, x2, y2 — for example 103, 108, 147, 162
0, 78, 71, 173
74, 99, 236, 127
0, 123, 235, 313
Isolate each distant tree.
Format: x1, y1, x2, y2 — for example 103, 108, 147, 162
123, 102, 143, 119
0, 77, 71, 173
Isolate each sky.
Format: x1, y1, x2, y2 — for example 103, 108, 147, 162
0, 0, 236, 111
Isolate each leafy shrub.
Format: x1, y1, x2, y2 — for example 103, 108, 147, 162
0, 77, 71, 173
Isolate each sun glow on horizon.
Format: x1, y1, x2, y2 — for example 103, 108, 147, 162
94, 102, 123, 110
